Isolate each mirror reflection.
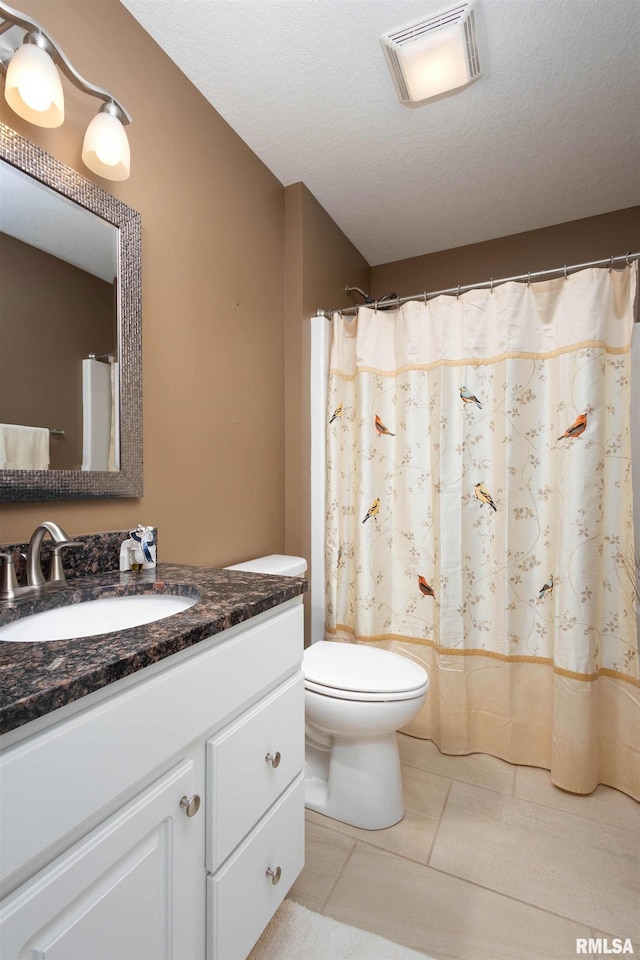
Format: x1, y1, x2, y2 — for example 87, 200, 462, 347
0, 120, 142, 502
0, 159, 119, 471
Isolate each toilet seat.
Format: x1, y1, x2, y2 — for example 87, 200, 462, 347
304, 641, 428, 702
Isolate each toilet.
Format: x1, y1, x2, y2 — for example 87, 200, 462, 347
225, 555, 429, 830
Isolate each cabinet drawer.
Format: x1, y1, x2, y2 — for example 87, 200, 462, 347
207, 776, 304, 960
206, 673, 304, 872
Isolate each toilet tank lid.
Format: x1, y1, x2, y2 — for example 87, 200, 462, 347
225, 554, 307, 576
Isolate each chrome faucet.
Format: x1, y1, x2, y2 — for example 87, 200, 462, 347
0, 521, 84, 603
26, 521, 83, 588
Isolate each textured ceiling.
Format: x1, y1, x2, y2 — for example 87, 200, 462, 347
121, 0, 640, 266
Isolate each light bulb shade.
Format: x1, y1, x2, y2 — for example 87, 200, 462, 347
398, 27, 471, 101
82, 110, 130, 181
5, 42, 64, 127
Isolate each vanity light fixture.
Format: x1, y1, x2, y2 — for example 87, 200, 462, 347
381, 1, 481, 105
0, 1, 131, 180
4, 32, 63, 126
82, 103, 131, 182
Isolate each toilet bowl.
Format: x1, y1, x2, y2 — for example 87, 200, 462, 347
225, 555, 429, 831
304, 640, 428, 829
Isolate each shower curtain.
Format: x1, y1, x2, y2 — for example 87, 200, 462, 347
325, 265, 639, 799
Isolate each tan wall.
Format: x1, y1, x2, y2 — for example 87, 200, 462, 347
0, 0, 285, 565
0, 233, 114, 470
371, 207, 640, 310
284, 183, 370, 639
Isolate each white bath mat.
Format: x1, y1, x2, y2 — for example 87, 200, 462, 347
248, 898, 434, 960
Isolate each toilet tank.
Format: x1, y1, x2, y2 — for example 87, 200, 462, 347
225, 555, 307, 577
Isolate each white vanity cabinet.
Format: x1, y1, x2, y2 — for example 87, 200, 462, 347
0, 600, 305, 960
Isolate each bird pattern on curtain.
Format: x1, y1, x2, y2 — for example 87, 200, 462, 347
325, 265, 639, 798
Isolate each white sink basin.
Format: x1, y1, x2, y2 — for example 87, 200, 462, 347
0, 593, 198, 643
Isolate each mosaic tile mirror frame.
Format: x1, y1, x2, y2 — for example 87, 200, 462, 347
0, 122, 142, 501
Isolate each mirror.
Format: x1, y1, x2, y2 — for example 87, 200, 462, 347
1, 160, 119, 472
0, 122, 142, 501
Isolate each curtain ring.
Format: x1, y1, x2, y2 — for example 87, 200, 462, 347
456, 285, 461, 299
527, 272, 531, 287
423, 291, 427, 303
374, 300, 378, 313
626, 252, 631, 268
608, 255, 614, 273
563, 265, 568, 281
490, 278, 494, 293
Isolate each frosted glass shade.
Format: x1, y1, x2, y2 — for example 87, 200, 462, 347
398, 22, 471, 101
82, 110, 130, 181
5, 42, 64, 127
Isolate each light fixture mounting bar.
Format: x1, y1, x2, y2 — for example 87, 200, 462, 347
0, 0, 131, 123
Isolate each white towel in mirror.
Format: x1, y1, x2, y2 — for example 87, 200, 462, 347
0, 423, 50, 469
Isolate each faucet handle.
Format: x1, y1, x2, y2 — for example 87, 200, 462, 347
49, 541, 84, 585
0, 553, 19, 601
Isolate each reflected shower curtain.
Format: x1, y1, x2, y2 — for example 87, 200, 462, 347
326, 265, 639, 799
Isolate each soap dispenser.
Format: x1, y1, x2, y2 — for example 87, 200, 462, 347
120, 525, 156, 572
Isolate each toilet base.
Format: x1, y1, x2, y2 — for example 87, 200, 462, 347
304, 731, 405, 830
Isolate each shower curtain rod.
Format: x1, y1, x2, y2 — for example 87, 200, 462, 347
316, 252, 640, 319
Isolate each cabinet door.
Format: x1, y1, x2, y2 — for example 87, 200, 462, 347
0, 756, 205, 960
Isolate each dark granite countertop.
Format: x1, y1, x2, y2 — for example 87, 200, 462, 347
0, 563, 306, 737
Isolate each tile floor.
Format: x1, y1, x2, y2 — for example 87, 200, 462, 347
288, 734, 640, 960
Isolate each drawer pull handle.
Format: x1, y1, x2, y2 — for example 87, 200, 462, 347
266, 866, 282, 885
179, 794, 201, 817
265, 751, 281, 768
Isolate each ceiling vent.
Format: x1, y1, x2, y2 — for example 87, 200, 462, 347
381, 2, 481, 105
